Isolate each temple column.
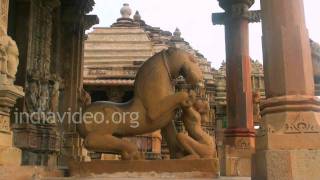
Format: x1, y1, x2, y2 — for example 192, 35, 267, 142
212, 0, 259, 176
252, 0, 320, 179
0, 0, 24, 165
59, 5, 98, 167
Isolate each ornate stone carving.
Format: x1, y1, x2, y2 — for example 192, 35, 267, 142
177, 98, 217, 159
0, 32, 20, 85
0, 115, 10, 133
230, 3, 250, 18
235, 138, 250, 149
284, 113, 320, 134
248, 10, 261, 23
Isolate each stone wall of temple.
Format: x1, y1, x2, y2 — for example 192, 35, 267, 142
1, 0, 98, 169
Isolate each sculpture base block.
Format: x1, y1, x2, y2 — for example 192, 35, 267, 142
68, 159, 220, 178
0, 165, 64, 179
252, 150, 320, 180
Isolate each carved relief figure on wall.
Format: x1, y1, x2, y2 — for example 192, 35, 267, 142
177, 98, 217, 159
0, 30, 7, 76
0, 26, 19, 84
49, 77, 61, 113
252, 90, 261, 123
25, 80, 40, 114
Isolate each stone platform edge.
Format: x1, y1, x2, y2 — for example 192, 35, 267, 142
68, 158, 220, 177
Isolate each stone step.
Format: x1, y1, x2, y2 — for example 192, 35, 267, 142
41, 173, 251, 180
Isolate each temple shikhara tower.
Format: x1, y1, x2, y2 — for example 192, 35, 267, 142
1, 0, 320, 179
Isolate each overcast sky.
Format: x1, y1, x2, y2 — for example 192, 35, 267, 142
89, 0, 320, 69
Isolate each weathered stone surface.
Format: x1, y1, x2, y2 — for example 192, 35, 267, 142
68, 159, 219, 177
0, 0, 9, 33
0, 165, 63, 180
0, 147, 21, 165
252, 150, 320, 180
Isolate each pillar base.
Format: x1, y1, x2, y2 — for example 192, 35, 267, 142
0, 83, 24, 166
221, 128, 255, 177
253, 95, 320, 179
257, 95, 320, 150
252, 150, 320, 180
0, 147, 22, 166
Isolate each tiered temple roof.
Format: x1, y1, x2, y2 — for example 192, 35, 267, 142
83, 4, 214, 88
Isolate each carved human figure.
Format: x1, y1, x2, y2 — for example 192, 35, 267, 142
0, 28, 19, 83
50, 81, 60, 112
39, 84, 49, 112
26, 81, 39, 113
196, 98, 211, 124
177, 99, 217, 159
0, 27, 8, 76
0, 40, 6, 76
6, 37, 19, 82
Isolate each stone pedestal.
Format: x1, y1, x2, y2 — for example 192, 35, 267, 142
253, 0, 320, 179
222, 129, 255, 177
252, 150, 320, 180
0, 84, 24, 165
68, 159, 220, 178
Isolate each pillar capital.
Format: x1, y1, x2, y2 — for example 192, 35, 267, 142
218, 0, 255, 12
84, 15, 99, 31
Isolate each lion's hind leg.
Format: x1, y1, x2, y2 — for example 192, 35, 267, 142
84, 132, 141, 160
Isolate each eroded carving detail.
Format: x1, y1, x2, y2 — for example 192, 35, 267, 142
0, 115, 10, 132
284, 113, 320, 134
235, 138, 250, 149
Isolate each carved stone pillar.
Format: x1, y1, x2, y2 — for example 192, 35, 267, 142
0, 0, 9, 33
59, 6, 98, 167
9, 0, 61, 166
252, 0, 320, 179
0, 0, 24, 165
212, 0, 256, 176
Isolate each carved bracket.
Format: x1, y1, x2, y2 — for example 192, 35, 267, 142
212, 10, 261, 25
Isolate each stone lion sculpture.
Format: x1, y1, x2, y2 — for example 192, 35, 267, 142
78, 47, 203, 160
177, 99, 217, 159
